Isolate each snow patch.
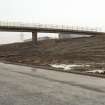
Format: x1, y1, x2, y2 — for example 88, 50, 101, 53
50, 64, 90, 71
86, 70, 105, 74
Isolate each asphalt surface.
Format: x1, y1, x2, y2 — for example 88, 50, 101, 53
0, 63, 105, 105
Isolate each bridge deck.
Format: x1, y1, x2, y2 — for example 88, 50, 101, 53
0, 21, 104, 35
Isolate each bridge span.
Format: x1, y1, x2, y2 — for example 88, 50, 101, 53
0, 21, 104, 45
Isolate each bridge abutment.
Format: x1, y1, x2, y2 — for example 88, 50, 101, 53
32, 31, 37, 45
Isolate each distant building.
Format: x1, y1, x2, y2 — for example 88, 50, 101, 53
59, 33, 92, 39
24, 36, 51, 42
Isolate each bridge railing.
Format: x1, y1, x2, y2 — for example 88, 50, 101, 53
0, 21, 102, 32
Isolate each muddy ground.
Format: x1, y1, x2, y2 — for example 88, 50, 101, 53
1, 35, 105, 75
0, 35, 105, 72
0, 35, 105, 64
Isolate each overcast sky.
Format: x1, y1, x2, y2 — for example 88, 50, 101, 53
0, 0, 105, 43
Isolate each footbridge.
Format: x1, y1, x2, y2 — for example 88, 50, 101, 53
0, 21, 104, 44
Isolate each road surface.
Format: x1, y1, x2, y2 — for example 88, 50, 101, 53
0, 62, 105, 105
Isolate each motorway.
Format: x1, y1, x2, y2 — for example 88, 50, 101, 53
0, 63, 105, 105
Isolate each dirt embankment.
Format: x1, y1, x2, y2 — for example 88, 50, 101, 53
0, 35, 105, 65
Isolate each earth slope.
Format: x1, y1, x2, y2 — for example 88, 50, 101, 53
0, 35, 105, 65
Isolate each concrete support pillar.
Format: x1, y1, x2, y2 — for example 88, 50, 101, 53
32, 31, 37, 45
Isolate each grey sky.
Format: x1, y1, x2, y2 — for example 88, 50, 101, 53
0, 0, 104, 27
0, 0, 105, 44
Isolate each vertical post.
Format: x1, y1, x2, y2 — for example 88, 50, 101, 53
32, 31, 37, 45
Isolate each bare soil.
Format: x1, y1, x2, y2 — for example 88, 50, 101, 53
0, 35, 105, 66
